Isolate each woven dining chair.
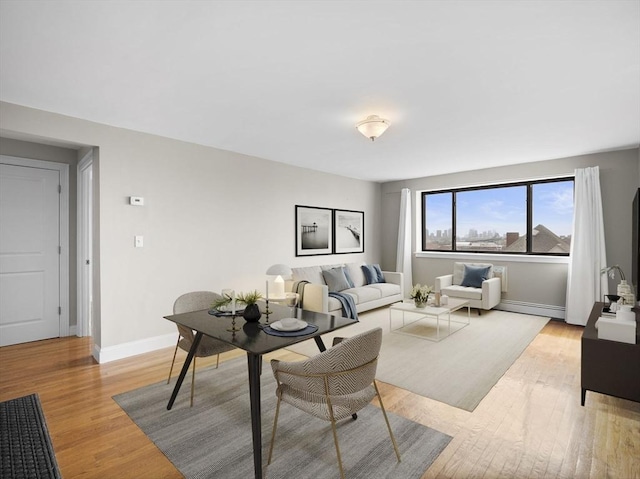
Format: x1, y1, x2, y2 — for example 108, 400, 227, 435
167, 291, 236, 407
267, 327, 400, 478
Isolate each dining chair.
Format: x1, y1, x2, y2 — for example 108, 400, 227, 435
167, 291, 236, 407
267, 327, 400, 478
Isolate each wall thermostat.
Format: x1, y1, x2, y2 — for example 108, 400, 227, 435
129, 196, 144, 206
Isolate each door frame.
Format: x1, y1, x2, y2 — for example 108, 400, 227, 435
0, 155, 70, 337
77, 150, 93, 337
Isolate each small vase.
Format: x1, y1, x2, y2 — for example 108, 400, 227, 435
242, 303, 262, 322
617, 280, 636, 305
414, 300, 426, 309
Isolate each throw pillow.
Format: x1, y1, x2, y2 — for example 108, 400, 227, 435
460, 264, 491, 288
372, 264, 386, 283
343, 267, 355, 288
322, 267, 351, 292
361, 264, 379, 285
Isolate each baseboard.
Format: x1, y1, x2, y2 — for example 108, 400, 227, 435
94, 333, 176, 364
496, 300, 565, 319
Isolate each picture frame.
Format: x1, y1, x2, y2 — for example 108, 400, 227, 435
295, 205, 333, 256
333, 209, 364, 254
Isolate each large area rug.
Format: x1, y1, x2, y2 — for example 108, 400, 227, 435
286, 308, 550, 411
0, 393, 62, 479
114, 358, 451, 478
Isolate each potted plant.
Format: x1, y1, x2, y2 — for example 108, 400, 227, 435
410, 283, 433, 309
237, 290, 263, 322
601, 265, 635, 305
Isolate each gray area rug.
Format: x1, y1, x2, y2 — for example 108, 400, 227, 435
114, 358, 451, 479
286, 308, 550, 411
0, 393, 62, 479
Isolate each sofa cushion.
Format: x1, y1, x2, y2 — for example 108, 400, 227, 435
343, 286, 382, 303
441, 285, 483, 301
322, 267, 351, 292
453, 262, 494, 285
292, 265, 324, 285
368, 282, 401, 298
461, 264, 491, 288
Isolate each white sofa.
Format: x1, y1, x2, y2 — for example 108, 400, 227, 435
286, 262, 403, 315
435, 262, 501, 314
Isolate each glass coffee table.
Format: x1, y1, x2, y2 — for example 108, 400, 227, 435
389, 298, 470, 341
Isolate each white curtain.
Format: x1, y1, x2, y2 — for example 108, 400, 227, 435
396, 188, 413, 298
565, 166, 607, 325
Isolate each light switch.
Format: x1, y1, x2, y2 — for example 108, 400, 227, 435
135, 235, 144, 248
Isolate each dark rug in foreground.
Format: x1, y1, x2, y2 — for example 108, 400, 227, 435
0, 393, 61, 479
114, 358, 451, 478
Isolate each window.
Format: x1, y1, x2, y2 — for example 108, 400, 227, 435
421, 178, 574, 255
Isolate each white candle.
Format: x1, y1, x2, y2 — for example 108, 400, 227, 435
266, 280, 269, 300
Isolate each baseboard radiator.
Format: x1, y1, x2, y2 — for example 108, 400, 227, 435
496, 300, 565, 320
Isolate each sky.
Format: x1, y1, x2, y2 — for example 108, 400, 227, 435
425, 180, 574, 237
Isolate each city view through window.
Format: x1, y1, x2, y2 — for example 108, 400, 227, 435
423, 180, 574, 254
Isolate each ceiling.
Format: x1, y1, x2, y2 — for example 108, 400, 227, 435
1, 1, 638, 182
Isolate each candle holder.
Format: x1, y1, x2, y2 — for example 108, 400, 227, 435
227, 314, 241, 332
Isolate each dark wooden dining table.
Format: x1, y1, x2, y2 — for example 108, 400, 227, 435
164, 302, 357, 479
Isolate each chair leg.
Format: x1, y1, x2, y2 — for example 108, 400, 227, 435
167, 337, 180, 384
374, 381, 401, 462
190, 357, 197, 407
267, 396, 282, 465
329, 418, 345, 479
215, 353, 220, 369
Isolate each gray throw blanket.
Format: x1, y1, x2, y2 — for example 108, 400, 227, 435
328, 292, 359, 320
292, 280, 310, 309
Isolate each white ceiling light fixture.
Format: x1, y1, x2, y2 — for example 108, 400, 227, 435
355, 115, 390, 141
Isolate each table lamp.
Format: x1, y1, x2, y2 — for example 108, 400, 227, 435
266, 264, 291, 298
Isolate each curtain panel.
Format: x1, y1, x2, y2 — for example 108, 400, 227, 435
565, 166, 607, 326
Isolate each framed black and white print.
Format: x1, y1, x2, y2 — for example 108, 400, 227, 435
333, 209, 364, 254
295, 205, 333, 256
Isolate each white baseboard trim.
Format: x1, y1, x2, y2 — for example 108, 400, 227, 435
496, 300, 565, 319
94, 333, 176, 364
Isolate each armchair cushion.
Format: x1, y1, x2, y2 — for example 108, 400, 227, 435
461, 264, 492, 288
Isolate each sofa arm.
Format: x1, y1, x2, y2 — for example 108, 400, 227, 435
481, 277, 501, 309
285, 280, 328, 313
435, 274, 453, 293
383, 271, 403, 293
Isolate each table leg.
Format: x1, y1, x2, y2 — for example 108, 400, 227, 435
167, 331, 203, 410
248, 353, 263, 479
581, 388, 586, 406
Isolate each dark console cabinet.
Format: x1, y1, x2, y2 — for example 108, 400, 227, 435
581, 303, 640, 405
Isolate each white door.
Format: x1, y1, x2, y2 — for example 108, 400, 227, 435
0, 163, 61, 346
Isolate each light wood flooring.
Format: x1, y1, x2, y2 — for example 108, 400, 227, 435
0, 320, 638, 478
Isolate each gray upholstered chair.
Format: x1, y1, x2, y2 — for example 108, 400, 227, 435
267, 327, 400, 478
167, 291, 236, 407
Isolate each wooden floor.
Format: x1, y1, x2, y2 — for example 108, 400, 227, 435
0, 320, 638, 478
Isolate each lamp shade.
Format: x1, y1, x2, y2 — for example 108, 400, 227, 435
355, 115, 390, 141
266, 264, 292, 277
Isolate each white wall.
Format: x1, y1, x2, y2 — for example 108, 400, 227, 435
381, 148, 640, 318
1, 101, 381, 361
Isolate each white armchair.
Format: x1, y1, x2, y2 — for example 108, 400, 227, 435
435, 262, 501, 314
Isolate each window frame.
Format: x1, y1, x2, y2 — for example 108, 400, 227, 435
421, 177, 574, 256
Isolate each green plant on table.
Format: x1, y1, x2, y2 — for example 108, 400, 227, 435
409, 283, 433, 303
237, 290, 263, 305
